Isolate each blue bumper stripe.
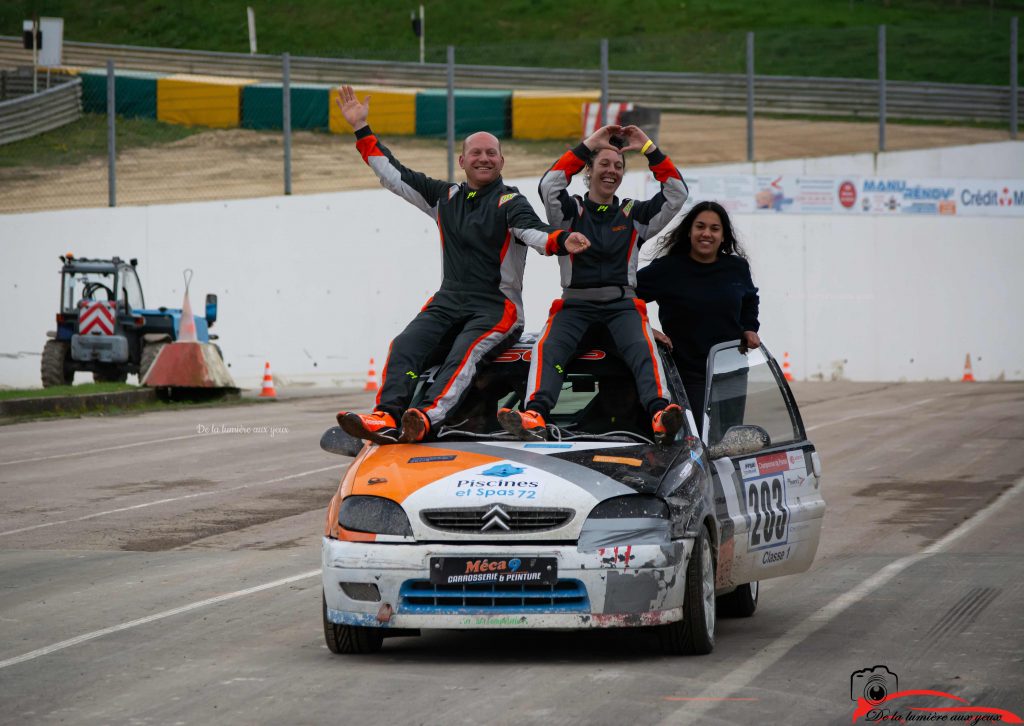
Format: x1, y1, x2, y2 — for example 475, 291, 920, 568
398, 579, 590, 614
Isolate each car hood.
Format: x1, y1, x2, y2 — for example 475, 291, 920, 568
346, 440, 683, 542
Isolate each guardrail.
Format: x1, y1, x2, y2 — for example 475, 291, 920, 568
0, 74, 80, 145
0, 36, 1020, 124
0, 67, 72, 99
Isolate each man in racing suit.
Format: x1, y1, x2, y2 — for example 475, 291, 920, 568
334, 85, 591, 444
498, 124, 689, 444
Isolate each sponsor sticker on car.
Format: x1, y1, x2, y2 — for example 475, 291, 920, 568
429, 556, 558, 585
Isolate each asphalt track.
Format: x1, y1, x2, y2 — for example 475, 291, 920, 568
1, 382, 1021, 726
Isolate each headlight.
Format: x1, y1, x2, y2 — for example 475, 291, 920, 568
586, 495, 669, 520
338, 495, 413, 536
578, 495, 671, 550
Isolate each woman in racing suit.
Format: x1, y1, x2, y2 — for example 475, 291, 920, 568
498, 124, 689, 443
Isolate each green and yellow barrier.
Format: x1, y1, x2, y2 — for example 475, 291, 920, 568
157, 74, 257, 128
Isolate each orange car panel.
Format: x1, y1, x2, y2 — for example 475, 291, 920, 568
325, 443, 502, 540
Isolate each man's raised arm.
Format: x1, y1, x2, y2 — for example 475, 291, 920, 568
503, 192, 591, 256
337, 85, 452, 218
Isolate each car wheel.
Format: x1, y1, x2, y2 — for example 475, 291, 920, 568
322, 590, 383, 655
41, 340, 73, 387
658, 524, 716, 655
718, 580, 758, 618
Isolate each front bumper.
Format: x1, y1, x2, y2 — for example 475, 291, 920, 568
322, 537, 693, 630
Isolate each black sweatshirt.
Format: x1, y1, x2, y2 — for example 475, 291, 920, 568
636, 253, 760, 383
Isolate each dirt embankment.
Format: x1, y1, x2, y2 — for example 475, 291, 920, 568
0, 113, 1008, 213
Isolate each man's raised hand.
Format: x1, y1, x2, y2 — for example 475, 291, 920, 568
336, 85, 370, 130
564, 232, 591, 254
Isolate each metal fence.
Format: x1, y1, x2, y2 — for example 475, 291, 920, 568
0, 72, 80, 145
0, 20, 1019, 214
0, 35, 1020, 123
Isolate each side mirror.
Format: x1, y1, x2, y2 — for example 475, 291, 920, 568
205, 294, 218, 326
707, 425, 770, 460
320, 426, 365, 458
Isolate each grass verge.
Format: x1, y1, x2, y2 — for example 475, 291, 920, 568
0, 382, 138, 400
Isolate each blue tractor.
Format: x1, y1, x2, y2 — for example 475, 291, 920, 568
42, 254, 220, 387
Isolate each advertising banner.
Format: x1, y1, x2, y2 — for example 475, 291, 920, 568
647, 175, 1024, 217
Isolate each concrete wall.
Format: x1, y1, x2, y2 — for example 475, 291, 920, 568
2, 141, 1022, 389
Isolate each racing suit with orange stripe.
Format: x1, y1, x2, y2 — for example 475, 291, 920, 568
354, 126, 570, 427
526, 142, 689, 420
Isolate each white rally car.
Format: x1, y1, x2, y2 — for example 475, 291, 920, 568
320, 335, 824, 655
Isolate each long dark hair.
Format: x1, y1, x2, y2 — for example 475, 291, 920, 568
659, 200, 746, 260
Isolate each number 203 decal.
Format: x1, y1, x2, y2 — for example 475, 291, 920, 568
747, 476, 790, 551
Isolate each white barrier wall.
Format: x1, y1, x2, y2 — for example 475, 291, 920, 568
1, 142, 1022, 388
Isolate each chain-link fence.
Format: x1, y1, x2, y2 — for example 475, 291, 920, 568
0, 20, 1019, 214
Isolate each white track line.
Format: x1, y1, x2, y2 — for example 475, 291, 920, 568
0, 569, 320, 670
0, 464, 343, 538
658, 475, 1024, 725
0, 432, 206, 467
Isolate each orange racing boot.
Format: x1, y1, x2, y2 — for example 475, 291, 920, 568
399, 408, 431, 443
652, 403, 684, 445
498, 408, 548, 441
336, 410, 398, 445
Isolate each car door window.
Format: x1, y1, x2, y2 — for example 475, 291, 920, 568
705, 344, 801, 447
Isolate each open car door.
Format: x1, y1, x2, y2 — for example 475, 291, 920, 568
703, 341, 825, 590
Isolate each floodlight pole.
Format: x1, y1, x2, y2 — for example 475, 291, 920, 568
247, 7, 257, 55
600, 39, 608, 126
107, 60, 116, 207
420, 5, 426, 64
746, 32, 755, 162
32, 17, 38, 94
447, 45, 455, 183
283, 53, 292, 195
878, 24, 887, 152
1011, 17, 1019, 139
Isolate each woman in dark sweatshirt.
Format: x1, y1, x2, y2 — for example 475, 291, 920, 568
636, 200, 760, 428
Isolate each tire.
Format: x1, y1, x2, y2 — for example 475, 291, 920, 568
41, 340, 73, 387
93, 366, 128, 384
658, 525, 716, 655
718, 581, 759, 618
139, 342, 166, 382
322, 591, 383, 655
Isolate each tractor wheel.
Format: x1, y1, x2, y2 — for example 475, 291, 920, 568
93, 366, 128, 384
41, 340, 73, 388
140, 342, 166, 383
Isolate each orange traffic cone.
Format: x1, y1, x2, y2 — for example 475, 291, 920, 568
961, 353, 976, 382
259, 361, 277, 397
782, 352, 795, 382
364, 358, 378, 392
178, 269, 198, 343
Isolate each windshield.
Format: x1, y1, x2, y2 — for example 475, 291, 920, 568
120, 266, 144, 310
62, 269, 118, 313
410, 346, 662, 444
